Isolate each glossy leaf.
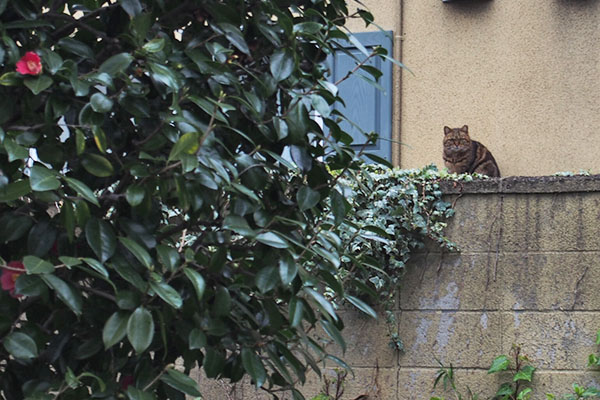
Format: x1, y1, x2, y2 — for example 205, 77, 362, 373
119, 237, 153, 269
102, 311, 129, 349
160, 368, 202, 397
24, 76, 53, 95
64, 177, 100, 207
30, 165, 60, 191
0, 180, 30, 202
256, 232, 288, 248
183, 267, 206, 302
99, 52, 133, 75
23, 255, 54, 274
85, 218, 116, 263
270, 49, 295, 82
81, 154, 114, 177
242, 348, 267, 388
125, 185, 145, 207
41, 274, 83, 315
297, 186, 320, 211
149, 280, 182, 309
168, 132, 199, 161
127, 307, 154, 354
3, 332, 38, 359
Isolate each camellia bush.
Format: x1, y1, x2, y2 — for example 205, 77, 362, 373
0, 0, 408, 399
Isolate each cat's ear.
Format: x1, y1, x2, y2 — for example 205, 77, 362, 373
444, 126, 452, 135
460, 125, 469, 133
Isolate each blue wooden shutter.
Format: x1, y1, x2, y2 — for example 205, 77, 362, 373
328, 31, 393, 162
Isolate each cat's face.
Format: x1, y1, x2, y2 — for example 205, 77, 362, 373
443, 125, 471, 155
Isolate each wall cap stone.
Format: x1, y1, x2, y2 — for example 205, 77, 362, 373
439, 175, 600, 194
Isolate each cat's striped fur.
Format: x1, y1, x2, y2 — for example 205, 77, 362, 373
443, 125, 500, 177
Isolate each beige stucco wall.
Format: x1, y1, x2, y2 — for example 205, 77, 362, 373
352, 0, 600, 177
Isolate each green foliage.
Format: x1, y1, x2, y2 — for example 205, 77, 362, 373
0, 0, 427, 399
433, 340, 600, 400
337, 164, 458, 349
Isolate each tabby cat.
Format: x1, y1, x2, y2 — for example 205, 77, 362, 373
443, 125, 500, 177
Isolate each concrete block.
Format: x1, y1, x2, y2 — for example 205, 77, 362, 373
502, 311, 598, 370
441, 194, 504, 253
191, 368, 243, 399
401, 252, 503, 311
495, 252, 600, 311
299, 367, 399, 400
398, 311, 502, 368
398, 367, 505, 400
532, 371, 600, 399
501, 193, 600, 252
321, 311, 398, 368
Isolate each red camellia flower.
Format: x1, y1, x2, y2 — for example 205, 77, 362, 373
16, 51, 43, 76
120, 375, 135, 390
1, 261, 25, 298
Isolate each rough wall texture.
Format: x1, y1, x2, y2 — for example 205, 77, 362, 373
196, 176, 600, 399
398, 0, 600, 176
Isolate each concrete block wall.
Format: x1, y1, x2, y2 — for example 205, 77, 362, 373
196, 176, 600, 399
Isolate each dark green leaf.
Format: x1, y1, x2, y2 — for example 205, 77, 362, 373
256, 266, 279, 293
297, 186, 320, 211
495, 383, 515, 396
3, 332, 38, 359
0, 180, 30, 202
116, 290, 140, 310
4, 138, 28, 161
99, 52, 133, 75
127, 307, 154, 354
213, 286, 231, 316
270, 49, 294, 82
23, 255, 54, 274
119, 237, 153, 269
85, 218, 116, 263
189, 328, 206, 350
289, 296, 304, 328
149, 280, 182, 309
223, 215, 255, 236
102, 311, 129, 349
149, 62, 181, 91
217, 23, 249, 54
256, 232, 288, 248
156, 245, 179, 272
90, 92, 113, 113
321, 319, 346, 353
125, 185, 145, 207
242, 348, 267, 388
41, 274, 83, 315
160, 368, 202, 397
27, 220, 57, 257
305, 288, 337, 321
81, 154, 114, 177
64, 177, 100, 207
345, 295, 377, 319
58, 38, 94, 59
15, 274, 46, 297
24, 76, 53, 95
82, 258, 109, 278
203, 347, 225, 378
183, 268, 206, 302
127, 386, 156, 400
142, 38, 165, 53
168, 132, 199, 161
29, 165, 60, 191
279, 254, 297, 285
